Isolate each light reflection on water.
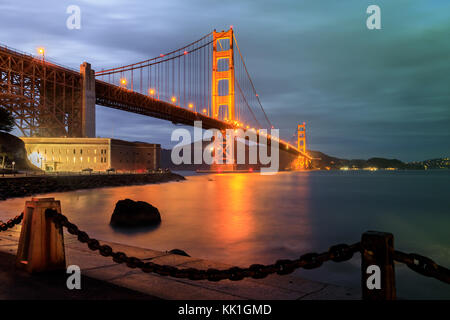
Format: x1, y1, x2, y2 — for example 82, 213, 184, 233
1, 170, 449, 299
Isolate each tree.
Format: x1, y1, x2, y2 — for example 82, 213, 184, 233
0, 108, 14, 132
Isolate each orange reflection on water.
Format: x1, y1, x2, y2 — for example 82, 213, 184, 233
213, 173, 254, 243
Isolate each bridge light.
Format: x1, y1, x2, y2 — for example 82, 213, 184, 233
160, 54, 165, 57
37, 47, 45, 55
184, 51, 188, 55
202, 108, 207, 114
148, 88, 155, 95
171, 96, 177, 103
188, 103, 193, 109
120, 78, 127, 86
246, 125, 249, 129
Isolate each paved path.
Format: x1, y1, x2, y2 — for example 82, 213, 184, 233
0, 225, 361, 300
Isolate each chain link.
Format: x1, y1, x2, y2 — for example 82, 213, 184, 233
45, 208, 360, 281
0, 212, 23, 232
394, 250, 450, 284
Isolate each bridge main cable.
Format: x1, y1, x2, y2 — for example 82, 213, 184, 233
95, 32, 213, 76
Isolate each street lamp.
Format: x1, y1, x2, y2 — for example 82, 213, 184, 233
37, 47, 45, 62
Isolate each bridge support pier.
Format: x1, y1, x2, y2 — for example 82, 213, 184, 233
80, 62, 96, 138
210, 130, 237, 172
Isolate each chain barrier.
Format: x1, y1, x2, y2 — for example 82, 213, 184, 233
5, 208, 446, 285
393, 250, 450, 284
45, 209, 360, 281
0, 212, 23, 232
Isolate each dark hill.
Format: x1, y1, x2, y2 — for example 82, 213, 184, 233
0, 132, 40, 171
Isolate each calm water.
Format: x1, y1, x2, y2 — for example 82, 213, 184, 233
1, 170, 449, 299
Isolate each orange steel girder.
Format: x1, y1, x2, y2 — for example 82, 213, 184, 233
211, 29, 235, 121
0, 46, 83, 137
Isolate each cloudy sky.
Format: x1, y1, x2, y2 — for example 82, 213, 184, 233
1, 0, 449, 161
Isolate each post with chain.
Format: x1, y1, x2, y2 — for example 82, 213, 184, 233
361, 231, 396, 300
15, 198, 66, 273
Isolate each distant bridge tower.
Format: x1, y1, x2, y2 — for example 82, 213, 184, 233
298, 122, 306, 154
211, 28, 235, 121
296, 122, 310, 170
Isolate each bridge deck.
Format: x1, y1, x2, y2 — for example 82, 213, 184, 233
1, 44, 310, 159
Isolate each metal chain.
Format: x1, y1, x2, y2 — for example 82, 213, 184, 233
43, 209, 450, 284
45, 209, 360, 281
0, 212, 23, 232
394, 250, 450, 284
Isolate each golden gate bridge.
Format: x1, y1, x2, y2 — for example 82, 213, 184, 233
0, 27, 311, 168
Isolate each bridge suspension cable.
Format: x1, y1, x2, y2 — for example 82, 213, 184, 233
95, 29, 274, 132
233, 33, 273, 129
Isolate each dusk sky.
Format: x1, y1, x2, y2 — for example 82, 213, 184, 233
1, 0, 449, 161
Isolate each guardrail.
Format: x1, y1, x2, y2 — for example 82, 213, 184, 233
1, 197, 449, 300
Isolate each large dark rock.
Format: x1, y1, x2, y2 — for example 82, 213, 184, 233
168, 249, 190, 257
110, 199, 161, 227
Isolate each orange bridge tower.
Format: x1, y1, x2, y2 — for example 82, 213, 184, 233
210, 28, 236, 171
296, 122, 310, 170
211, 28, 235, 121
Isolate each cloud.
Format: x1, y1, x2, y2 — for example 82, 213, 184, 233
1, 0, 449, 161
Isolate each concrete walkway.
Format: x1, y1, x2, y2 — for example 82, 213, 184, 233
0, 225, 361, 300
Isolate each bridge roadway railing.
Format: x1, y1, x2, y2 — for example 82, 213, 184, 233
1, 198, 448, 300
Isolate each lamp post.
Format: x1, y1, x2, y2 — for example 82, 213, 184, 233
37, 47, 45, 63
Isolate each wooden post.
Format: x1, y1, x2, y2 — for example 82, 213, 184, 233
16, 198, 66, 273
361, 231, 396, 300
